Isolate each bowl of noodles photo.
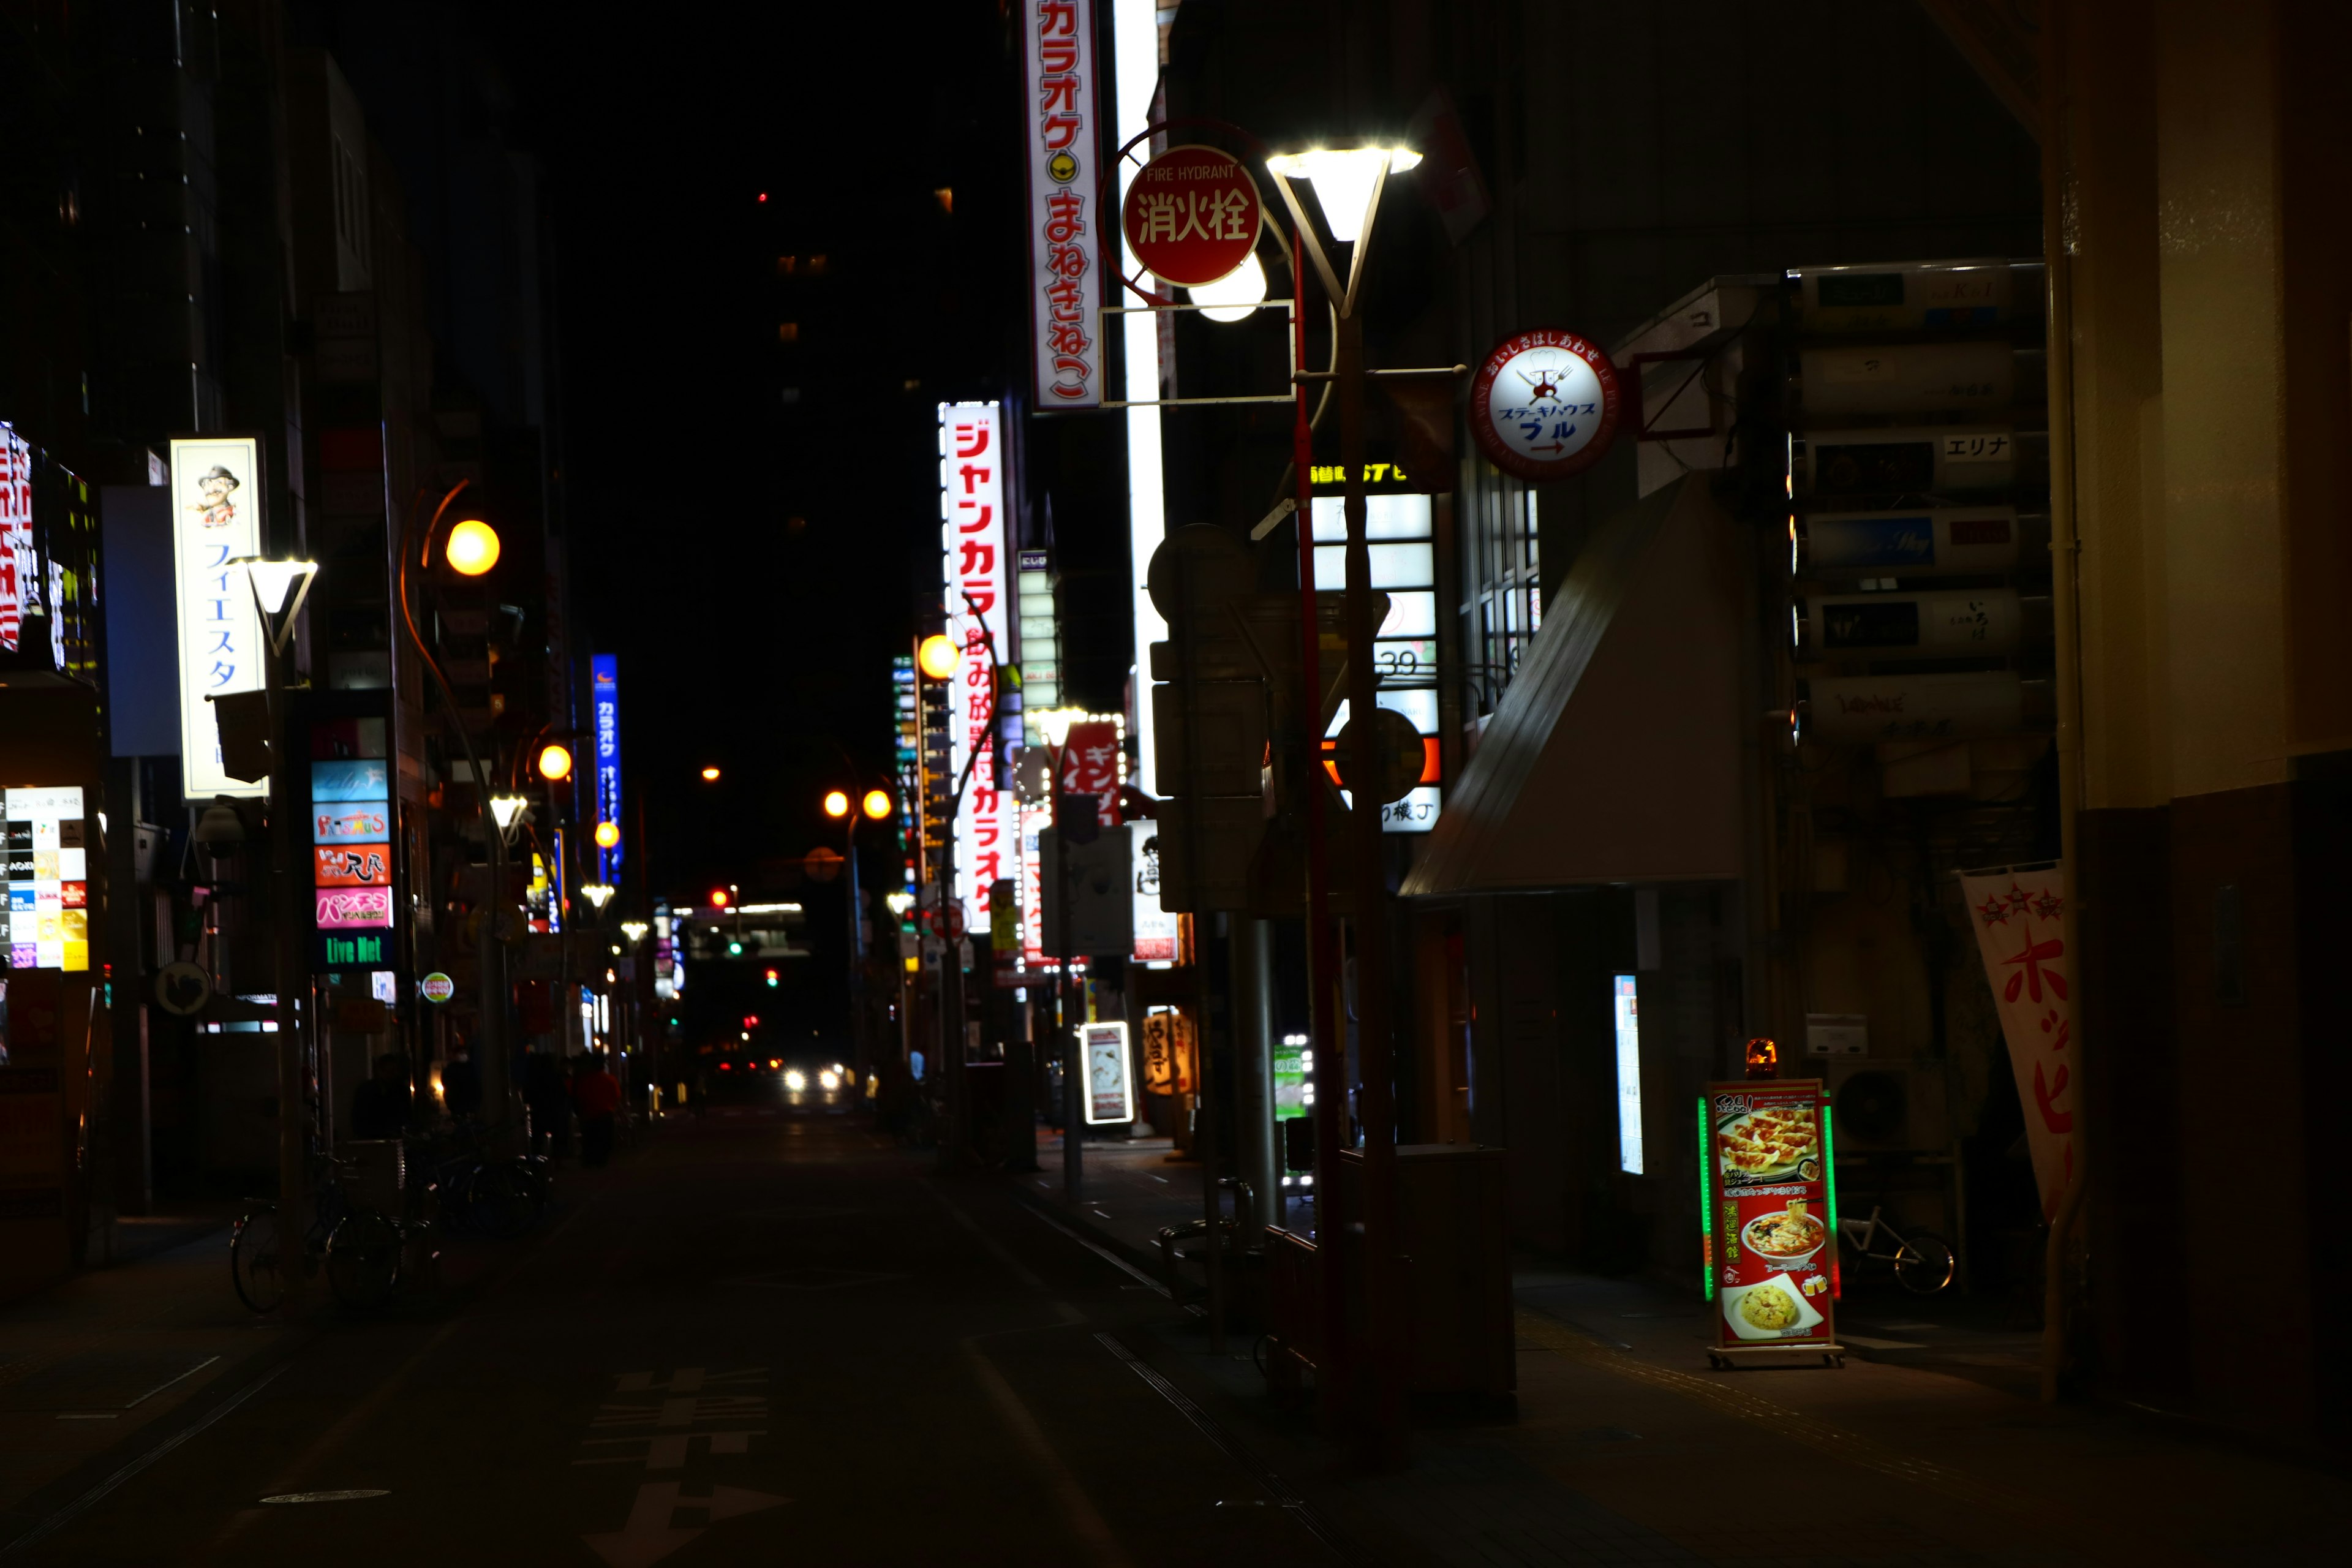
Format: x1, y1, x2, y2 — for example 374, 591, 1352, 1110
1741, 1207, 1827, 1272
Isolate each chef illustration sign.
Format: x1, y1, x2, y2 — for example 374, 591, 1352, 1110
1703, 1079, 1839, 1355
1469, 329, 1621, 482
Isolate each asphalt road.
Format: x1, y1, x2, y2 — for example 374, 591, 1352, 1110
14, 1096, 1331, 1566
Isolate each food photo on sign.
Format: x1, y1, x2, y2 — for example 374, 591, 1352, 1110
1702, 1080, 1841, 1361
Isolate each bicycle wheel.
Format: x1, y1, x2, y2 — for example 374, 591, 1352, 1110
230, 1204, 288, 1314
325, 1212, 403, 1310
1893, 1230, 1956, 1295
469, 1163, 539, 1240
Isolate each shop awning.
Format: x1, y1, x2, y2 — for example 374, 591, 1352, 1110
1401, 475, 1749, 897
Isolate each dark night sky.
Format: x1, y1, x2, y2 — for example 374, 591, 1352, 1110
475, 1, 1033, 1038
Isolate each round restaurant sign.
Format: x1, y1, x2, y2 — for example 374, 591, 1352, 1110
420, 972, 455, 1005
1468, 330, 1623, 483
1121, 145, 1263, 289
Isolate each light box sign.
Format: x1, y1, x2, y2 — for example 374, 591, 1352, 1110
1702, 1079, 1838, 1356
1020, 0, 1103, 408
1082, 1020, 1136, 1125
593, 654, 622, 884
3, 788, 89, 971
168, 437, 268, 798
1310, 495, 1443, 833
940, 402, 1014, 933
310, 738, 393, 955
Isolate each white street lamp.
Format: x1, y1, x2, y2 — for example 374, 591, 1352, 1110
620, 920, 649, 944
581, 882, 616, 911
1264, 147, 1421, 244
230, 557, 320, 653
1189, 252, 1268, 323
488, 794, 529, 834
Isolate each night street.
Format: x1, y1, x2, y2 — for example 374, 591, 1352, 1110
4, 1, 2350, 1557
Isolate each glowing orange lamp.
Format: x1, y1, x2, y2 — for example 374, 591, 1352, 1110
537, 743, 573, 782
594, 821, 620, 849
444, 518, 500, 576
916, 633, 958, 680
861, 788, 892, 821
822, 789, 851, 819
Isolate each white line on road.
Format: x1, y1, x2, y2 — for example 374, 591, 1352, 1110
1020, 1202, 1169, 1297
963, 1344, 1134, 1568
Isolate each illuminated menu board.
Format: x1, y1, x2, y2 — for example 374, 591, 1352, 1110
2, 787, 89, 971
308, 715, 394, 974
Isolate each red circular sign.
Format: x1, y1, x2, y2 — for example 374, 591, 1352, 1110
1468, 330, 1623, 483
1121, 145, 1264, 288
929, 905, 966, 940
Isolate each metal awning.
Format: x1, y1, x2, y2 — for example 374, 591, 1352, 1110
1401, 475, 1749, 897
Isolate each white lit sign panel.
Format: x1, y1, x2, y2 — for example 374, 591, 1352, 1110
1020, 0, 1104, 408
1082, 1020, 1136, 1125
4, 787, 90, 972
1311, 494, 1442, 832
1613, 974, 1643, 1174
939, 403, 1013, 933
168, 437, 268, 799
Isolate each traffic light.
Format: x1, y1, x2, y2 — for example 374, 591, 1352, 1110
764, 967, 780, 988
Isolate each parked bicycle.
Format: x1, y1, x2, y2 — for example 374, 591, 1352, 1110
406, 1135, 549, 1240
1834, 1204, 1956, 1295
230, 1155, 429, 1313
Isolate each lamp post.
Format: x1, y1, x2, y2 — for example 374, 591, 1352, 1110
233, 554, 318, 1295
821, 774, 892, 1072
1028, 705, 1088, 1203
396, 481, 515, 1137
1264, 141, 1427, 1468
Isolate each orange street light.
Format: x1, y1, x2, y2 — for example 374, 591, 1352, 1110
916, 633, 958, 680
822, 789, 851, 820
710, 888, 730, 909
861, 788, 892, 821
594, 821, 621, 849
445, 518, 501, 576
700, 766, 722, 782
537, 743, 573, 782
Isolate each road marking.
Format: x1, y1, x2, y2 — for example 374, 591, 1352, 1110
963, 1344, 1134, 1567
258, 1489, 388, 1504
1093, 1335, 1357, 1562
1020, 1202, 1169, 1297
582, 1480, 786, 1568
0, 1363, 288, 1559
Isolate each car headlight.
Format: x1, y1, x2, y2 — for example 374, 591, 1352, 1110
783, 1069, 807, 1091
818, 1069, 840, 1091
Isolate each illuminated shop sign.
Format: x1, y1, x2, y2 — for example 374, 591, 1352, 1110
938, 402, 1014, 933
309, 727, 393, 967
1019, 0, 1103, 407
1310, 494, 1442, 833
1701, 1079, 1838, 1357
593, 654, 622, 884
168, 437, 268, 798
3, 788, 89, 971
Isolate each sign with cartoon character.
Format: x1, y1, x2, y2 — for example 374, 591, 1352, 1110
168, 437, 268, 797
1468, 330, 1621, 483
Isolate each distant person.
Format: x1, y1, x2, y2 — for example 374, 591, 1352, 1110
572, 1053, 624, 1168
351, 1053, 413, 1140
442, 1043, 482, 1123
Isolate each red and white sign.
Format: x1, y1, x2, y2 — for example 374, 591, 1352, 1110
1469, 330, 1622, 483
1020, 0, 1104, 407
1705, 1080, 1838, 1353
1960, 865, 2076, 1219
1121, 145, 1263, 289
940, 402, 1014, 935
1060, 719, 1123, 826
0, 423, 31, 652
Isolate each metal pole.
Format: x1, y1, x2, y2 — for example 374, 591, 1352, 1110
1337, 284, 1404, 1466
1234, 917, 1278, 1243
1289, 218, 1350, 1431
1055, 743, 1082, 1202
1170, 549, 1226, 1352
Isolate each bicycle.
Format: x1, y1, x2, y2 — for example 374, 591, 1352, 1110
1834, 1204, 1955, 1295
405, 1132, 549, 1240
230, 1156, 420, 1313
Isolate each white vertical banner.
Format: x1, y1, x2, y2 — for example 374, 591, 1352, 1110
940, 403, 1013, 932
1113, 0, 1169, 958
168, 437, 268, 798
1959, 864, 2077, 1219
1022, 0, 1104, 408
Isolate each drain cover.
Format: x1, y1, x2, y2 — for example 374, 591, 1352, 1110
0, 1351, 219, 1412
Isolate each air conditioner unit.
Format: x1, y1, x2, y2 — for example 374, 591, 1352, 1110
1822, 1058, 1950, 1153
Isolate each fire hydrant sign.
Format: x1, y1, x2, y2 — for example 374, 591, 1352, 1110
1468, 329, 1621, 483
1703, 1079, 1839, 1355
1121, 146, 1263, 289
